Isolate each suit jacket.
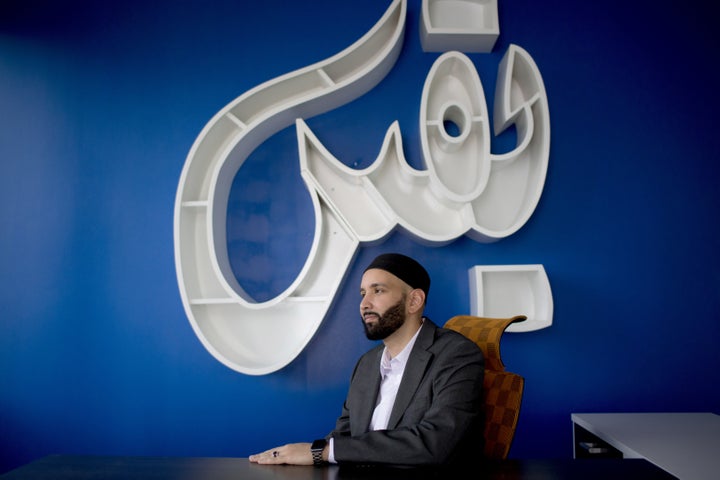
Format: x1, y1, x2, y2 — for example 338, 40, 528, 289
328, 318, 485, 466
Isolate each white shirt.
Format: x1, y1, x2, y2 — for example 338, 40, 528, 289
369, 325, 421, 430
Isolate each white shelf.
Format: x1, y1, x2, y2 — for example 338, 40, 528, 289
173, 0, 407, 375
420, 0, 499, 53
303, 45, 550, 244
421, 51, 490, 203
173, 0, 551, 375
469, 265, 553, 332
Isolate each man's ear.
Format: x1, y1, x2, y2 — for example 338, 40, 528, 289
407, 289, 425, 313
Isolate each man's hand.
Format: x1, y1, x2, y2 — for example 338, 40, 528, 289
249, 443, 313, 465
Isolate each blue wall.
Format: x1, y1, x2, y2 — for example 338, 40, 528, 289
2, 0, 719, 473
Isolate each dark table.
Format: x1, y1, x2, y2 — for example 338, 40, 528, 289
0, 455, 677, 479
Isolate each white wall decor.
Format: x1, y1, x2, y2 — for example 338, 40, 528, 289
174, 1, 407, 375
174, 0, 551, 374
469, 265, 553, 332
302, 45, 549, 245
420, 0, 499, 53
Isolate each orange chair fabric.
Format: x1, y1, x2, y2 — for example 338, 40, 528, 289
443, 315, 526, 459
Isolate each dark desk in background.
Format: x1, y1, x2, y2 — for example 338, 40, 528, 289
0, 455, 677, 479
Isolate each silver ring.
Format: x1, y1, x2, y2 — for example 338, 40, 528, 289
272, 451, 279, 458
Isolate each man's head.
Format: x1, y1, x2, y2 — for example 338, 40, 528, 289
359, 253, 430, 341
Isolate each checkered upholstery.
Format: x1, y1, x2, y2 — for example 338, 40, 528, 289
443, 315, 527, 459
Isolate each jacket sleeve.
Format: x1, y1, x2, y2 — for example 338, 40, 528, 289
327, 345, 382, 440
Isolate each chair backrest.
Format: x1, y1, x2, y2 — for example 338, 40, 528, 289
443, 315, 527, 459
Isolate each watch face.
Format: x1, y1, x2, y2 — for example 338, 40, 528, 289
311, 439, 327, 451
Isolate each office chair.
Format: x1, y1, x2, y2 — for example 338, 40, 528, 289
443, 315, 527, 459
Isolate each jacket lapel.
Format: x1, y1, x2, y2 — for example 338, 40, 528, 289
355, 347, 383, 435
386, 319, 435, 429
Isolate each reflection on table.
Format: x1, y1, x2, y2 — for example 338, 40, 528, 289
0, 454, 677, 480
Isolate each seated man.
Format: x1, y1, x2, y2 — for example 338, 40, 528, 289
249, 253, 484, 466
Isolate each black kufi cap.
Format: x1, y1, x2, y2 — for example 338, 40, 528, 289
364, 253, 430, 298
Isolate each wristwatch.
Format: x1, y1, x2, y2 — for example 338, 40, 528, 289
310, 438, 327, 466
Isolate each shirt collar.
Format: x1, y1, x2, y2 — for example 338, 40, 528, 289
380, 319, 424, 375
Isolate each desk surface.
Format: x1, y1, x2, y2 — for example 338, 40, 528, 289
572, 412, 720, 480
0, 455, 676, 480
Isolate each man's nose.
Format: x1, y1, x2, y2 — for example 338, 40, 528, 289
360, 296, 371, 310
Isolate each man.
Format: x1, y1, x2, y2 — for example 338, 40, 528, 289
249, 253, 485, 466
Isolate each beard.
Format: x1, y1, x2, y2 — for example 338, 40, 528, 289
362, 296, 406, 341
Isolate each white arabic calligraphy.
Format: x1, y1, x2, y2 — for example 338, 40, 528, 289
173, 0, 550, 374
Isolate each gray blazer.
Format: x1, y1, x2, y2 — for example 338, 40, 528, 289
328, 318, 485, 466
